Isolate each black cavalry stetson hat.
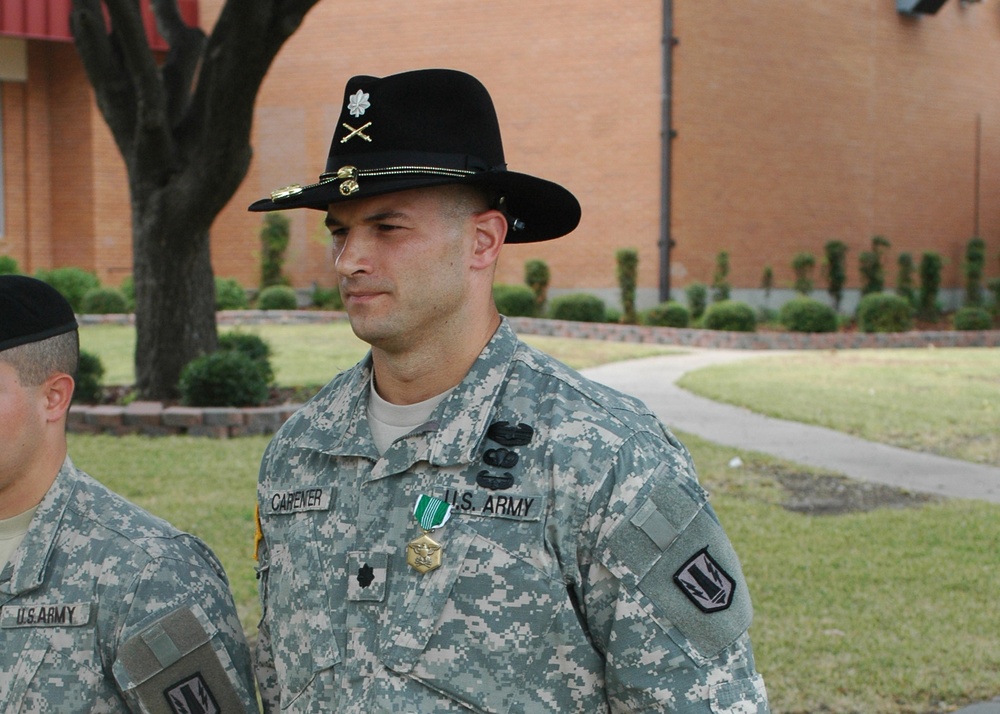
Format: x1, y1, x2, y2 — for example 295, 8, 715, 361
0, 275, 78, 353
248, 69, 581, 243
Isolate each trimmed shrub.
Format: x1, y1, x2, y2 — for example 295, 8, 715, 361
761, 266, 774, 305
642, 301, 690, 328
311, 285, 344, 310
81, 287, 129, 315
918, 252, 943, 321
257, 285, 298, 311
524, 259, 550, 314
963, 237, 986, 307
215, 277, 249, 310
952, 306, 992, 331
120, 276, 136, 311
856, 293, 913, 333
896, 252, 916, 306
548, 293, 607, 323
859, 235, 891, 296
73, 350, 105, 404
35, 267, 100, 312
493, 284, 537, 317
778, 296, 838, 333
792, 252, 815, 295
0, 255, 20, 275
989, 278, 1000, 317
685, 282, 708, 320
260, 212, 291, 289
712, 251, 731, 303
823, 240, 848, 311
703, 300, 756, 332
616, 248, 639, 324
178, 351, 270, 407
218, 331, 275, 384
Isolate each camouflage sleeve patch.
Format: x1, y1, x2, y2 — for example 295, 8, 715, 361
598, 463, 753, 665
113, 604, 251, 714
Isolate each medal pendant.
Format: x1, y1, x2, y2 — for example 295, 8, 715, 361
407, 531, 442, 574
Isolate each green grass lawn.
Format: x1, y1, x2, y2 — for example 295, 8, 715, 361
68, 430, 1000, 714
79, 322, 677, 387
71, 324, 1000, 711
678, 348, 1000, 466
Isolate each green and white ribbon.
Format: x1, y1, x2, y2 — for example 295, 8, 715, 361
413, 495, 452, 531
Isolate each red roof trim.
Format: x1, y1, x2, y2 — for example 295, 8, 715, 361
0, 0, 199, 52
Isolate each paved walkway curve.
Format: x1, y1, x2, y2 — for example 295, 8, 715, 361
585, 349, 1000, 714
582, 349, 1000, 504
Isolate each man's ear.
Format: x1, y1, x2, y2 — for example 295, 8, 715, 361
43, 373, 75, 423
470, 209, 507, 270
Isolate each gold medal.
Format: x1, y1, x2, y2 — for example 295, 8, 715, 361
408, 495, 452, 574
406, 532, 443, 573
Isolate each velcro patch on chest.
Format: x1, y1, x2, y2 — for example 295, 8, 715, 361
438, 488, 543, 521
266, 486, 333, 515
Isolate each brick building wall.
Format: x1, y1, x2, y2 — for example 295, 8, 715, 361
208, 0, 664, 300
671, 0, 1000, 301
2, 0, 999, 307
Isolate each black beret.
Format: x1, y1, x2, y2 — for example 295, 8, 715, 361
0, 275, 78, 352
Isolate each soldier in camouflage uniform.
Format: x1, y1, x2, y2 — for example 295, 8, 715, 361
250, 69, 769, 712
0, 275, 258, 713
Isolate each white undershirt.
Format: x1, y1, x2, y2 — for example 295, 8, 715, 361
367, 374, 454, 454
0, 506, 37, 572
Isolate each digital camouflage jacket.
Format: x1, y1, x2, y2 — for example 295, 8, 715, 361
0, 458, 258, 713
255, 319, 768, 713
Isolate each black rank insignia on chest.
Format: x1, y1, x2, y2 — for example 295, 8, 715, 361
673, 547, 736, 613
357, 563, 375, 589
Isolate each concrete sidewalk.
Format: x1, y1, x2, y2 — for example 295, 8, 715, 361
582, 349, 1000, 714
582, 349, 1000, 503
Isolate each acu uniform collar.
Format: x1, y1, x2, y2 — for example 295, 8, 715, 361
292, 319, 521, 470
1, 458, 77, 597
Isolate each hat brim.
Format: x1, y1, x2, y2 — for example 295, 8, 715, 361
248, 171, 580, 244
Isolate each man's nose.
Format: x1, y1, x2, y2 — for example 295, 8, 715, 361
334, 231, 370, 276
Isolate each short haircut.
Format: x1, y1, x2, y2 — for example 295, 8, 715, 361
435, 184, 492, 222
0, 331, 80, 386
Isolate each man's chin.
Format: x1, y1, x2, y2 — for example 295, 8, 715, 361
346, 316, 389, 347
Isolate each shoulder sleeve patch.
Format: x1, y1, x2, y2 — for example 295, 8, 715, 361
114, 605, 249, 713
599, 465, 753, 663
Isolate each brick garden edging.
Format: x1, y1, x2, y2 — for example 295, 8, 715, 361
68, 402, 300, 439
70, 311, 1000, 439
506, 317, 1000, 349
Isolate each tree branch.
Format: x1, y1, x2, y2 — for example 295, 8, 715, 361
70, 0, 137, 154
101, 0, 173, 173
149, 0, 206, 128
174, 0, 322, 211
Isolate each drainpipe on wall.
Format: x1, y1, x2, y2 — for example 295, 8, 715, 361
659, 0, 675, 302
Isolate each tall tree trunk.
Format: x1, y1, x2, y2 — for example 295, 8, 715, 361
70, 0, 322, 399
132, 194, 217, 399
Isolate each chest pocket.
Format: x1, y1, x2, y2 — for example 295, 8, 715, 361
377, 517, 597, 713
265, 517, 343, 704
0, 628, 105, 713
